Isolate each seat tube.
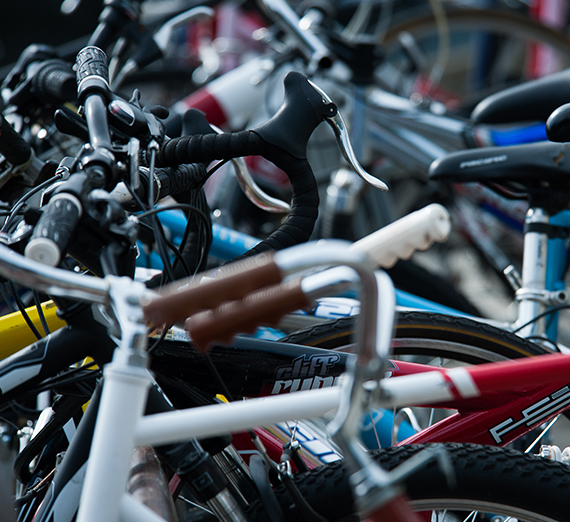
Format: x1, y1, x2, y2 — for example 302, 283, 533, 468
516, 207, 549, 338
75, 350, 151, 522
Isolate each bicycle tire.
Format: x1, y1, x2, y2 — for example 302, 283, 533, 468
245, 443, 570, 522
280, 311, 549, 363
379, 6, 570, 105
382, 7, 570, 54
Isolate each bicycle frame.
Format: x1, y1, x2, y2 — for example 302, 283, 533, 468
0, 300, 65, 358
41, 318, 570, 521
4, 228, 570, 522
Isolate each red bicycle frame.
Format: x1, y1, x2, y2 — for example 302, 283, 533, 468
387, 353, 570, 447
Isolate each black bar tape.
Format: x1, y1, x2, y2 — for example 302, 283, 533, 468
156, 131, 319, 257
154, 163, 209, 198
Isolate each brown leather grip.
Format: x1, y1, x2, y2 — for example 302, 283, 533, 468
185, 279, 311, 352
143, 253, 281, 326
365, 494, 423, 522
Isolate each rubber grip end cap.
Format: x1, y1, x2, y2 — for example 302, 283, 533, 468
25, 238, 61, 267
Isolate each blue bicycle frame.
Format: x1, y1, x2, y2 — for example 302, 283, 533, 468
141, 208, 472, 317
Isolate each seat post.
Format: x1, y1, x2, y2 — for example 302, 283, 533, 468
515, 206, 550, 339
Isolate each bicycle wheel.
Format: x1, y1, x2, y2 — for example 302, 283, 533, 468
378, 6, 570, 109
281, 311, 550, 363
245, 443, 570, 522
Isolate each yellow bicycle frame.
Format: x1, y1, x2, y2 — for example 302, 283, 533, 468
0, 301, 66, 359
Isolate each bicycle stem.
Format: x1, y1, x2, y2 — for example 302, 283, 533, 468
272, 241, 411, 517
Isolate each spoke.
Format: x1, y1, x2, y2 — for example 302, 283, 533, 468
368, 409, 382, 449
525, 415, 561, 453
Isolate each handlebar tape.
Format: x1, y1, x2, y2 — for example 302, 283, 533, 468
32, 59, 76, 104
185, 279, 310, 352
155, 72, 335, 259
157, 131, 318, 257
143, 252, 282, 326
0, 114, 32, 167
153, 163, 209, 199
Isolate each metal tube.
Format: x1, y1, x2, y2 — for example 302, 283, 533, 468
515, 207, 549, 338
127, 446, 178, 522
0, 243, 109, 303
76, 358, 152, 522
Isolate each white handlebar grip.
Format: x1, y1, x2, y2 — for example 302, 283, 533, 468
350, 204, 451, 268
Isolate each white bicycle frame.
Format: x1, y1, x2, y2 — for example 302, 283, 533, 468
75, 240, 394, 522
0, 206, 452, 522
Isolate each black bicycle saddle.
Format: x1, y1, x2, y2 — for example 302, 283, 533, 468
429, 141, 570, 185
471, 68, 570, 124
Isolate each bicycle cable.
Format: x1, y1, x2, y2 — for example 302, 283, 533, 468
7, 281, 43, 340
0, 172, 64, 233
141, 143, 176, 283
511, 303, 570, 334
32, 291, 50, 337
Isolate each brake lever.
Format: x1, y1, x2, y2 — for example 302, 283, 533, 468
308, 80, 389, 191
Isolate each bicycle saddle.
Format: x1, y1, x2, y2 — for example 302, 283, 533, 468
471, 68, 570, 124
546, 102, 570, 142
429, 141, 570, 185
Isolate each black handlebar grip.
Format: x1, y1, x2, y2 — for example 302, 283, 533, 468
546, 103, 570, 143
32, 59, 77, 104
25, 194, 83, 266
75, 46, 110, 102
0, 114, 32, 167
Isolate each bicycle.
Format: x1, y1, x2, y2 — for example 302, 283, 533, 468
5, 206, 570, 521
3, 0, 568, 478
0, 53, 564, 520
0, 26, 563, 468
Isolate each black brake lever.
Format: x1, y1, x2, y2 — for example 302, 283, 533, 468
54, 107, 90, 143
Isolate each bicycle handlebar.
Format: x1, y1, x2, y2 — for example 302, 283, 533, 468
76, 46, 111, 102
24, 193, 83, 266
76, 46, 114, 154
0, 241, 109, 303
142, 253, 282, 326
186, 279, 310, 351
157, 71, 333, 258
32, 59, 77, 104
24, 47, 122, 266
153, 205, 451, 350
351, 203, 451, 268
